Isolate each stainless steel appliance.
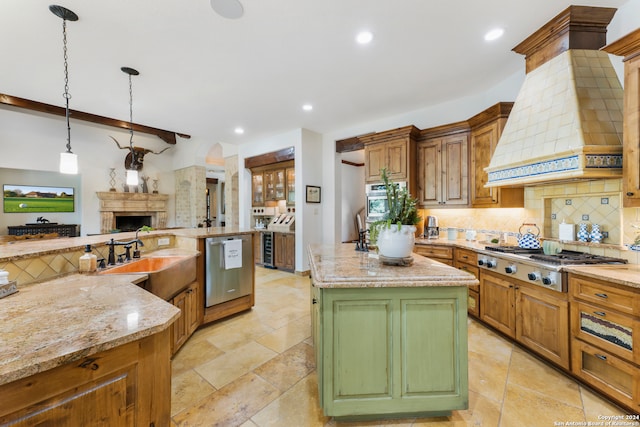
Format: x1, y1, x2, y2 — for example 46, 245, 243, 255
205, 235, 253, 307
425, 215, 439, 239
477, 245, 627, 292
365, 181, 407, 222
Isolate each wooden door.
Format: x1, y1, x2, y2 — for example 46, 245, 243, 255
480, 271, 516, 338
441, 133, 469, 206
470, 121, 499, 206
186, 282, 200, 336
286, 167, 295, 205
516, 285, 570, 369
385, 139, 408, 180
365, 143, 387, 182
171, 289, 188, 353
417, 139, 441, 207
251, 172, 264, 206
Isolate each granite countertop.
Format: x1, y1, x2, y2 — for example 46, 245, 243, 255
308, 243, 478, 289
171, 227, 257, 239
563, 264, 640, 290
0, 273, 180, 386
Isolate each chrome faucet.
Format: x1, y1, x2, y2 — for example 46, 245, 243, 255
105, 237, 144, 265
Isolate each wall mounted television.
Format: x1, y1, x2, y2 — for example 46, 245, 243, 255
3, 184, 75, 213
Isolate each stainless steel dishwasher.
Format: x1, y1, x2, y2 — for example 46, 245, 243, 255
205, 234, 253, 307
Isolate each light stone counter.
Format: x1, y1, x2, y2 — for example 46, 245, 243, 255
563, 264, 640, 290
308, 243, 478, 288
0, 273, 180, 386
171, 227, 256, 239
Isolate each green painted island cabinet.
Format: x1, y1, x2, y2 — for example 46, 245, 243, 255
308, 244, 476, 420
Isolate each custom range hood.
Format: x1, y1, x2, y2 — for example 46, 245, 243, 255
485, 6, 624, 187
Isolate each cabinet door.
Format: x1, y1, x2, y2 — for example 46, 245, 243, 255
480, 271, 516, 337
284, 234, 295, 270
470, 121, 500, 206
516, 285, 570, 369
171, 290, 188, 353
186, 282, 200, 336
441, 133, 469, 206
623, 49, 640, 206
274, 169, 286, 200
251, 172, 264, 206
311, 283, 322, 404
286, 167, 295, 205
365, 143, 387, 182
385, 139, 408, 180
417, 139, 441, 207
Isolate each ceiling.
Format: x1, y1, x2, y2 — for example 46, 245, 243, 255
0, 0, 630, 147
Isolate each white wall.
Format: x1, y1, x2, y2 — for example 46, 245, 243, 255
340, 152, 365, 242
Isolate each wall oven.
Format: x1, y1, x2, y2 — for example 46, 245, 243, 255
365, 181, 407, 222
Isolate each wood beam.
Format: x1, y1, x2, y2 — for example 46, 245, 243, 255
244, 147, 295, 169
0, 93, 190, 144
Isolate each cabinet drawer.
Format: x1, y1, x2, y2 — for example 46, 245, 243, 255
454, 262, 479, 291
572, 339, 640, 412
571, 300, 640, 365
455, 248, 477, 265
569, 275, 640, 316
414, 245, 453, 260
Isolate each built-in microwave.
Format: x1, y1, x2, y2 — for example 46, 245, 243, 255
365, 181, 407, 222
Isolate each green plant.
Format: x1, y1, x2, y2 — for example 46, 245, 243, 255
369, 168, 421, 244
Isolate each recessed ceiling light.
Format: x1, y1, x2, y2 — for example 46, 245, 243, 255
356, 31, 373, 45
302, 104, 313, 111
234, 127, 244, 134
484, 28, 504, 41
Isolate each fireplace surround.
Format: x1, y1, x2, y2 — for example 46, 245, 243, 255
97, 192, 168, 233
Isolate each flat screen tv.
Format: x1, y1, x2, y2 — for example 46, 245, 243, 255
3, 184, 75, 213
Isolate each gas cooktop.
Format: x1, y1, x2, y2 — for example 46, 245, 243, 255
484, 245, 543, 255
529, 250, 628, 265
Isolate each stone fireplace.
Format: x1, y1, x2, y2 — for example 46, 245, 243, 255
96, 192, 169, 234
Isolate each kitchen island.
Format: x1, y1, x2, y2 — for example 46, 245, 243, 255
308, 243, 478, 420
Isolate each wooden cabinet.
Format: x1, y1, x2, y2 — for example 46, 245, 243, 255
468, 103, 524, 208
413, 244, 454, 266
362, 126, 418, 185
603, 29, 640, 207
251, 172, 264, 206
171, 281, 200, 354
251, 160, 294, 205
274, 232, 295, 271
286, 166, 295, 205
311, 284, 468, 418
454, 248, 480, 317
417, 124, 469, 208
480, 270, 570, 369
569, 273, 640, 411
0, 330, 171, 426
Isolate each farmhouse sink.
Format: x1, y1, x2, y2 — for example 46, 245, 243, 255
99, 255, 197, 300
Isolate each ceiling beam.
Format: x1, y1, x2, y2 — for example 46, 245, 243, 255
0, 93, 190, 144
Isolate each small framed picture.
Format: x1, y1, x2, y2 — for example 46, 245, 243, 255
306, 185, 321, 203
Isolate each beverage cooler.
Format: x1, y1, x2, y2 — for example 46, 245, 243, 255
261, 231, 275, 268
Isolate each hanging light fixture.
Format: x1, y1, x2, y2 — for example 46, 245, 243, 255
122, 66, 140, 186
50, 5, 79, 174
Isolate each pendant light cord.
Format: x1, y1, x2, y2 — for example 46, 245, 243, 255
62, 18, 72, 154
128, 73, 135, 169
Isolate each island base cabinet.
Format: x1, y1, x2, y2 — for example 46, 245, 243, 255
314, 286, 468, 419
0, 329, 171, 427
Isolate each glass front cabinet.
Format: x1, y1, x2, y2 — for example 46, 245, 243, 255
286, 166, 295, 205
252, 172, 264, 206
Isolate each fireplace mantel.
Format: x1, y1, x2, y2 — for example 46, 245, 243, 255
97, 192, 169, 233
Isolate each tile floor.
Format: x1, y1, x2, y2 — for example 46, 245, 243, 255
170, 267, 629, 427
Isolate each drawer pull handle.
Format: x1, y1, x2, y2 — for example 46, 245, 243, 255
593, 311, 606, 317
79, 358, 100, 370
595, 354, 607, 361
312, 298, 318, 304
594, 293, 608, 299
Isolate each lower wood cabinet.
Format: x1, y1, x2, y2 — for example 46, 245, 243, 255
0, 329, 171, 426
569, 273, 640, 412
414, 244, 454, 266
171, 281, 200, 354
480, 270, 569, 369
454, 248, 479, 318
274, 232, 295, 271
311, 284, 468, 419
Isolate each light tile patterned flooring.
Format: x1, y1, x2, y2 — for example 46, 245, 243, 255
170, 267, 629, 427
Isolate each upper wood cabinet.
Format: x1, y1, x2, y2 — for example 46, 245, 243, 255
361, 126, 419, 186
603, 29, 640, 208
251, 160, 294, 206
416, 122, 469, 208
468, 103, 524, 208
286, 166, 295, 205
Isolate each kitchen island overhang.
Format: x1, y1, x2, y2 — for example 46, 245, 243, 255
308, 243, 477, 420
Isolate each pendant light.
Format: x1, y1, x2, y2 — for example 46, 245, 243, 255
122, 67, 140, 186
50, 5, 79, 174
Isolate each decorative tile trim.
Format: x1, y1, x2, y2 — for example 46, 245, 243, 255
488, 154, 622, 183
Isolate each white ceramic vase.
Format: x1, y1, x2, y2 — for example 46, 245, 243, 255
376, 224, 416, 258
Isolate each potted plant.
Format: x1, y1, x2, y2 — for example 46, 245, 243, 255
369, 168, 421, 258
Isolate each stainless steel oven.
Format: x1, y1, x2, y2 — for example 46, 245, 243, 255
365, 181, 406, 222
